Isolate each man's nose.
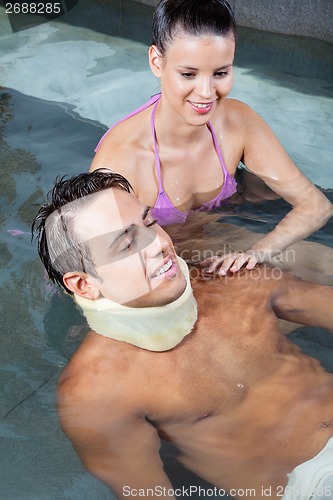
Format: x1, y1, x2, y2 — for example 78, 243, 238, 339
143, 228, 169, 258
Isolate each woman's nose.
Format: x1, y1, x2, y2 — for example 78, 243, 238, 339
196, 76, 214, 99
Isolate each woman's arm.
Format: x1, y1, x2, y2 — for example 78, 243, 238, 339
207, 101, 333, 274
242, 104, 333, 257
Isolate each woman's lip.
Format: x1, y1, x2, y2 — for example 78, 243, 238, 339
188, 100, 215, 114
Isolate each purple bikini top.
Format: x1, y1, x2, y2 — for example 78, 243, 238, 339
95, 93, 237, 226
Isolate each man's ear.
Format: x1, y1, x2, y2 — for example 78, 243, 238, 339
148, 45, 163, 78
63, 272, 100, 300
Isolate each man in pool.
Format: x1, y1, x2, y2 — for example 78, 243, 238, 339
33, 170, 333, 500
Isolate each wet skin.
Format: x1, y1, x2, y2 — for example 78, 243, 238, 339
58, 263, 333, 499
90, 34, 333, 269
55, 188, 333, 499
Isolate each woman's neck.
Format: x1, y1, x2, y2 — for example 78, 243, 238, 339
155, 96, 211, 147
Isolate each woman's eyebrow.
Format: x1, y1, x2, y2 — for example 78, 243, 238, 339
178, 64, 233, 71
178, 65, 198, 70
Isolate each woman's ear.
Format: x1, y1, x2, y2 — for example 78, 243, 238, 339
148, 45, 163, 78
63, 272, 100, 300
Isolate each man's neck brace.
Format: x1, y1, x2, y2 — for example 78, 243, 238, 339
74, 257, 197, 351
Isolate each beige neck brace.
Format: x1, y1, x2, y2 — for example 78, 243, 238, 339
74, 257, 197, 351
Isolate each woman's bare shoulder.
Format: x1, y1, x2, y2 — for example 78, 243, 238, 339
90, 108, 153, 179
220, 98, 273, 147
223, 98, 260, 122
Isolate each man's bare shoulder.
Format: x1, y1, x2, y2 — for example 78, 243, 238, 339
56, 333, 165, 487
57, 333, 137, 416
56, 332, 152, 451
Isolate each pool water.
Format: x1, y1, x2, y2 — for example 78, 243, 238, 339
0, 1, 332, 498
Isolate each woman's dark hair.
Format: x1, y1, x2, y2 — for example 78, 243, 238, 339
152, 0, 236, 55
32, 169, 132, 294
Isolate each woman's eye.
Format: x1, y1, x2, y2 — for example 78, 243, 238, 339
181, 72, 195, 78
215, 71, 228, 77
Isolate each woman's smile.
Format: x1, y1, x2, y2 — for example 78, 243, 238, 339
187, 100, 217, 114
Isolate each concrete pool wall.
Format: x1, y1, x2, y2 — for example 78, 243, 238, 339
135, 0, 333, 43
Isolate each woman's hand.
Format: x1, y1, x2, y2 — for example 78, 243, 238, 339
200, 250, 262, 275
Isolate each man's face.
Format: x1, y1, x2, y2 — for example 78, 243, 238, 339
75, 188, 186, 307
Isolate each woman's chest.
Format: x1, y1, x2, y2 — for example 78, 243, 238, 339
135, 130, 240, 211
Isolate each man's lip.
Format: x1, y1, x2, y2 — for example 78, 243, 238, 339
150, 255, 177, 279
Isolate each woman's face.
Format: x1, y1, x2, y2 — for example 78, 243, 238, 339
149, 33, 235, 125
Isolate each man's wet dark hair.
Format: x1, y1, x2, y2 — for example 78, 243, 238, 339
152, 0, 236, 56
32, 169, 132, 294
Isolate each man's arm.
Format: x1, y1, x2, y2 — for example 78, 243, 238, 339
57, 376, 175, 499
271, 272, 333, 332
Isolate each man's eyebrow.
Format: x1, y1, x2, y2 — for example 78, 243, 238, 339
142, 205, 150, 220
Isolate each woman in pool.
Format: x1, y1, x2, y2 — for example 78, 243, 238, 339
90, 0, 333, 274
